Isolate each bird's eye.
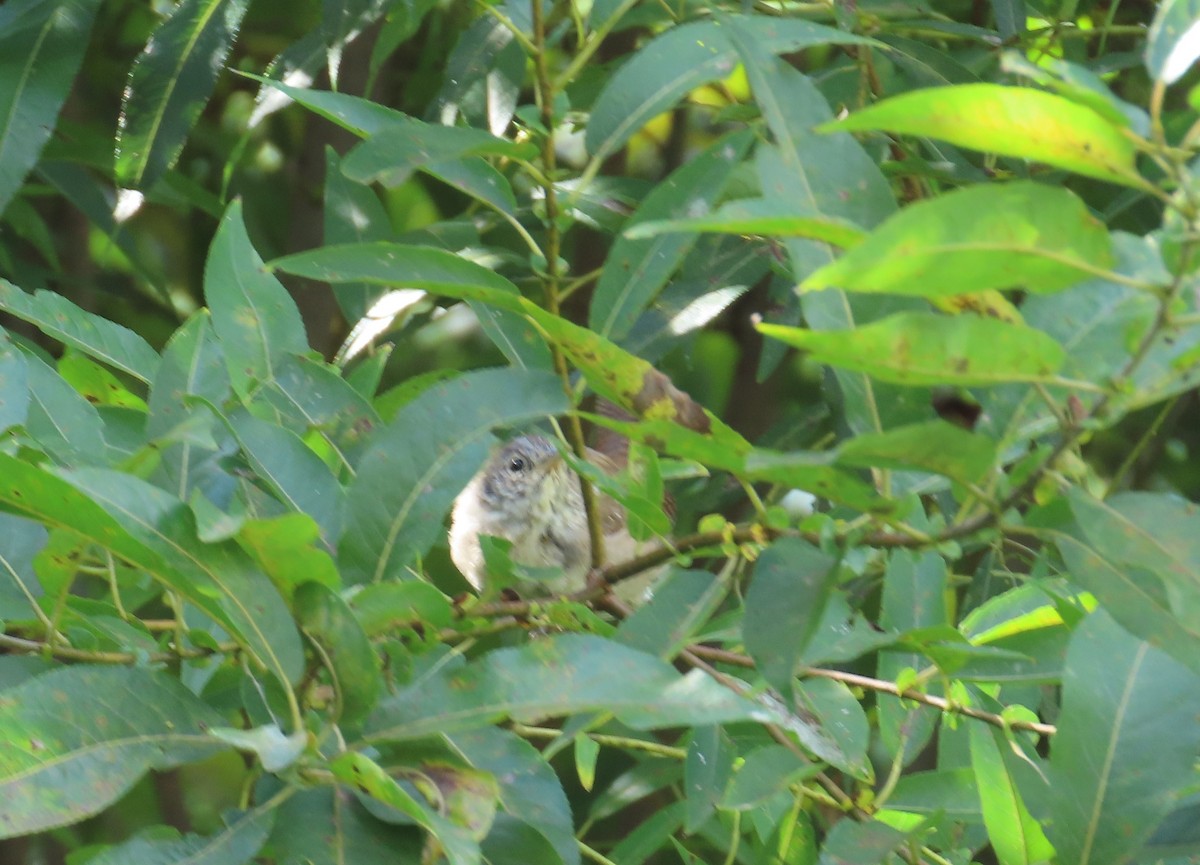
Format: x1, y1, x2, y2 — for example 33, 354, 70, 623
508, 456, 527, 473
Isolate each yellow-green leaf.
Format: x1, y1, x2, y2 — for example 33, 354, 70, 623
820, 84, 1143, 189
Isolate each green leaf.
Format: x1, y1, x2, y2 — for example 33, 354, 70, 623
836, 421, 997, 487
59, 468, 305, 685
617, 569, 726, 659
0, 0, 100, 215
758, 312, 1066, 386
86, 805, 274, 865
329, 751, 482, 865
264, 786, 423, 865
1048, 609, 1200, 865
684, 726, 735, 831
423, 157, 518, 215
365, 634, 771, 740
348, 580, 453, 636
205, 200, 309, 396
294, 581, 380, 727
227, 408, 345, 546
115, 0, 251, 189
343, 118, 534, 187
744, 538, 839, 692
969, 723, 1054, 865
240, 72, 405, 136
585, 14, 877, 161
339, 367, 568, 583
588, 129, 754, 340
449, 727, 579, 865
721, 744, 818, 810
0, 665, 226, 838
820, 84, 1143, 189
209, 724, 306, 772
815, 819, 910, 865
237, 514, 341, 594
0, 281, 161, 382
1147, 0, 1200, 84
877, 551, 946, 766
797, 679, 872, 781
1062, 489, 1200, 672
0, 341, 29, 433
270, 241, 526, 314
623, 199, 867, 248
23, 352, 107, 466
323, 146, 394, 322
801, 182, 1113, 298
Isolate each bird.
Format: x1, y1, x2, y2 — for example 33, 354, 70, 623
448, 433, 656, 597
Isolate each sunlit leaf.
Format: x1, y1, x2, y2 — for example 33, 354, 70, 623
820, 84, 1143, 189
115, 0, 251, 190
801, 182, 1113, 298
759, 313, 1066, 386
1147, 0, 1200, 83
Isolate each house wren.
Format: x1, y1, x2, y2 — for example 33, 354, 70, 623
449, 434, 648, 595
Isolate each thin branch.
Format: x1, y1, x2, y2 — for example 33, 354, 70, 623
687, 645, 1057, 737
531, 0, 608, 570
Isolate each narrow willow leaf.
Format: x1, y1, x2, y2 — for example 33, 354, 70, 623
365, 634, 771, 740
588, 130, 754, 340
115, 0, 251, 189
205, 200, 309, 395
758, 313, 1066, 386
822, 84, 1143, 189
0, 666, 226, 838
877, 551, 946, 766
60, 468, 305, 684
744, 538, 839, 692
339, 368, 567, 583
0, 280, 160, 382
88, 807, 273, 865
227, 408, 345, 546
685, 726, 735, 832
294, 582, 380, 727
721, 745, 818, 810
1048, 609, 1200, 865
969, 723, 1054, 865
319, 0, 390, 89
240, 72, 404, 136
1147, 0, 1200, 83
343, 118, 534, 187
836, 421, 997, 487
323, 146, 393, 322
270, 242, 525, 313
23, 352, 107, 466
423, 157, 519, 216
797, 679, 872, 780
624, 199, 867, 248
0, 0, 100, 215
1001, 52, 1149, 134
585, 14, 878, 161
802, 182, 1113, 298
449, 727, 579, 865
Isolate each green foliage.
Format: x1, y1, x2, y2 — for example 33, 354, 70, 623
0, 1, 1199, 864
